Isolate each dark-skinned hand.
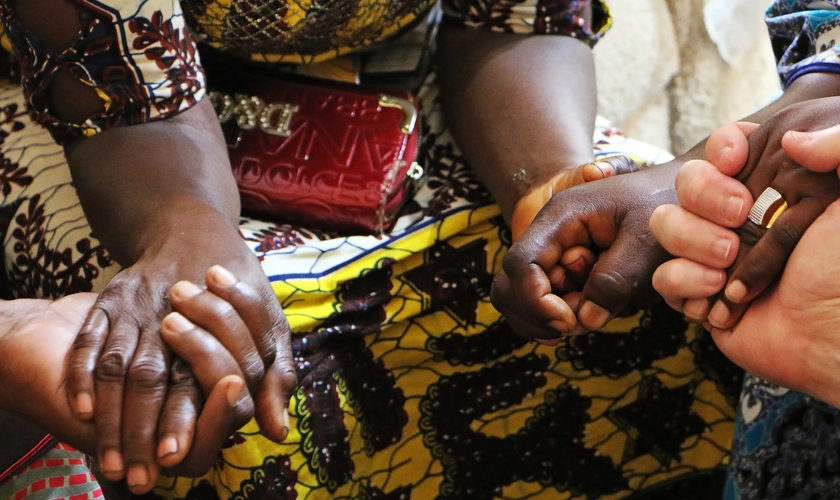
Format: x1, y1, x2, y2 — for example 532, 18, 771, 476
491, 157, 674, 342
682, 98, 840, 330
64, 226, 296, 495
0, 268, 275, 493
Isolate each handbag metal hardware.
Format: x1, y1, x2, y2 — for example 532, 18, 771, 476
378, 94, 417, 134
407, 162, 424, 180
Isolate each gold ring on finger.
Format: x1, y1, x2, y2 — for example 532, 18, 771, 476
747, 187, 788, 229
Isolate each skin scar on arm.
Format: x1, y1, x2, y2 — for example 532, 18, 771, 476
12, 0, 105, 124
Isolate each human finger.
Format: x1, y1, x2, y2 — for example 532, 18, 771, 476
720, 195, 822, 308
93, 316, 138, 483
652, 258, 727, 301
66, 307, 108, 421
155, 358, 200, 469
683, 298, 714, 325
169, 280, 265, 393
120, 327, 170, 494
498, 244, 579, 334
782, 124, 840, 174
163, 375, 245, 477
675, 160, 753, 228
649, 204, 740, 269
490, 270, 577, 340
575, 228, 668, 331
202, 265, 277, 364
253, 360, 296, 443
200, 265, 295, 442
560, 246, 596, 289
160, 311, 254, 427
704, 121, 758, 175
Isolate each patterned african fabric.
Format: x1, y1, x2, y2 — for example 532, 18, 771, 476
0, 443, 102, 500
0, 0, 608, 144
724, 375, 840, 499
181, 0, 609, 63
0, 71, 742, 498
767, 0, 840, 87
0, 0, 205, 144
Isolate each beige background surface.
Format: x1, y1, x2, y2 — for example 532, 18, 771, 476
593, 0, 781, 154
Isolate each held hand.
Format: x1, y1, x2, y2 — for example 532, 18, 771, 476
711, 200, 840, 407
706, 99, 840, 329
64, 244, 295, 493
492, 163, 676, 342
509, 156, 645, 240
0, 293, 244, 480
649, 122, 756, 323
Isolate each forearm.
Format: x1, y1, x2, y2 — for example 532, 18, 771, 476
437, 27, 597, 222
64, 98, 240, 269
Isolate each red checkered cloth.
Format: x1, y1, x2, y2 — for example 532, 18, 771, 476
0, 443, 102, 500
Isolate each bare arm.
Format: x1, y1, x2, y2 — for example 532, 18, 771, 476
437, 26, 597, 223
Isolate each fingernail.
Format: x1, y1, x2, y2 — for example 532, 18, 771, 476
787, 130, 812, 144
162, 312, 194, 334
579, 301, 611, 330
157, 436, 179, 459
723, 196, 744, 221
719, 144, 733, 164
708, 301, 730, 329
683, 300, 709, 321
75, 392, 93, 418
704, 268, 726, 287
548, 319, 571, 333
171, 281, 202, 300
712, 239, 732, 263
283, 408, 291, 437
209, 265, 238, 286
725, 280, 748, 303
593, 161, 614, 177
100, 450, 123, 475
563, 256, 588, 275
227, 378, 243, 407
127, 465, 149, 488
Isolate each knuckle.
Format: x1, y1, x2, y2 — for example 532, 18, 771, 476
96, 427, 123, 451
278, 366, 298, 390
768, 223, 802, 254
738, 223, 765, 248
260, 330, 278, 364
169, 362, 197, 387
214, 301, 239, 324
241, 354, 266, 386
126, 356, 169, 391
96, 351, 131, 383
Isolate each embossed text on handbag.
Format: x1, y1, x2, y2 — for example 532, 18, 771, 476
209, 75, 423, 236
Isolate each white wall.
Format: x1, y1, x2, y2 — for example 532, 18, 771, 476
593, 0, 780, 154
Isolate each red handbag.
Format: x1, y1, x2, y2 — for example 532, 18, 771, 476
209, 75, 423, 236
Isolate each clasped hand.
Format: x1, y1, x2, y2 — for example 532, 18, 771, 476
491, 155, 664, 342
61, 240, 296, 494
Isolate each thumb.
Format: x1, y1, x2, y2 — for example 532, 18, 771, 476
782, 124, 840, 175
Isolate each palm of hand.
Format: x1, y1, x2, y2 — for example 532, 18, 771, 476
0, 293, 98, 451
714, 201, 840, 399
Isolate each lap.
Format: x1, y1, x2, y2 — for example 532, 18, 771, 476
0, 79, 739, 499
